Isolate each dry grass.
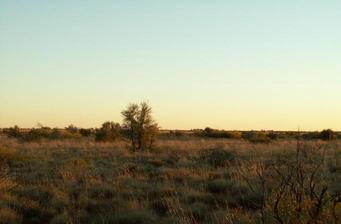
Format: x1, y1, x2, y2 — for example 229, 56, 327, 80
0, 136, 340, 224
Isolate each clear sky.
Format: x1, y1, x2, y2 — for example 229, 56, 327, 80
1, 1, 340, 130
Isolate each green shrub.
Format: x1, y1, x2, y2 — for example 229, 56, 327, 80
150, 199, 168, 216
146, 185, 175, 200
201, 148, 236, 168
15, 199, 54, 224
302, 131, 320, 140
6, 126, 22, 139
248, 132, 271, 143
207, 179, 230, 194
88, 185, 115, 199
201, 127, 242, 139
12, 186, 53, 207
65, 124, 78, 134
173, 130, 186, 136
320, 129, 336, 140
189, 202, 208, 221
49, 214, 67, 224
95, 122, 121, 142
186, 190, 215, 204
79, 128, 94, 137
103, 209, 157, 224
24, 128, 51, 141
20, 127, 82, 141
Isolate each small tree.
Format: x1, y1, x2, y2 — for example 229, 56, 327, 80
79, 128, 94, 137
6, 125, 21, 138
65, 124, 79, 134
320, 129, 336, 141
121, 102, 159, 151
95, 122, 121, 142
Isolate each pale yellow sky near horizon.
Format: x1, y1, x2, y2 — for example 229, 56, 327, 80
1, 1, 340, 131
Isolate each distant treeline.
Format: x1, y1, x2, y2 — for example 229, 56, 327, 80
170, 127, 340, 142
1, 125, 94, 141
0, 125, 339, 142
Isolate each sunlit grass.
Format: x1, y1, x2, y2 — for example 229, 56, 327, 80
0, 136, 340, 223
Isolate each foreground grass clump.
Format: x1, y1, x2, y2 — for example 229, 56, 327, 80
0, 136, 340, 224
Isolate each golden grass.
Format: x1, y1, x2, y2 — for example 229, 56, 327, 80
0, 135, 340, 223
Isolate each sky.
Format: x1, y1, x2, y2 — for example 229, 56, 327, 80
0, 1, 340, 130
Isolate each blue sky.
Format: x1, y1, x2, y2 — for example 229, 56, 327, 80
1, 1, 340, 130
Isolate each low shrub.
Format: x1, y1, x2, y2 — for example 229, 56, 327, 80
0, 207, 21, 224
320, 129, 337, 141
88, 185, 115, 199
189, 202, 208, 221
207, 179, 230, 194
49, 214, 67, 224
79, 128, 94, 137
201, 148, 236, 168
248, 132, 271, 143
186, 190, 215, 204
200, 127, 242, 139
95, 122, 121, 142
24, 128, 52, 141
150, 199, 168, 216
147, 159, 164, 167
104, 209, 157, 224
0, 149, 22, 163
5, 126, 22, 139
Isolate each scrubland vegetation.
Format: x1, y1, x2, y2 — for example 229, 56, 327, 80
0, 135, 340, 224
0, 103, 340, 223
